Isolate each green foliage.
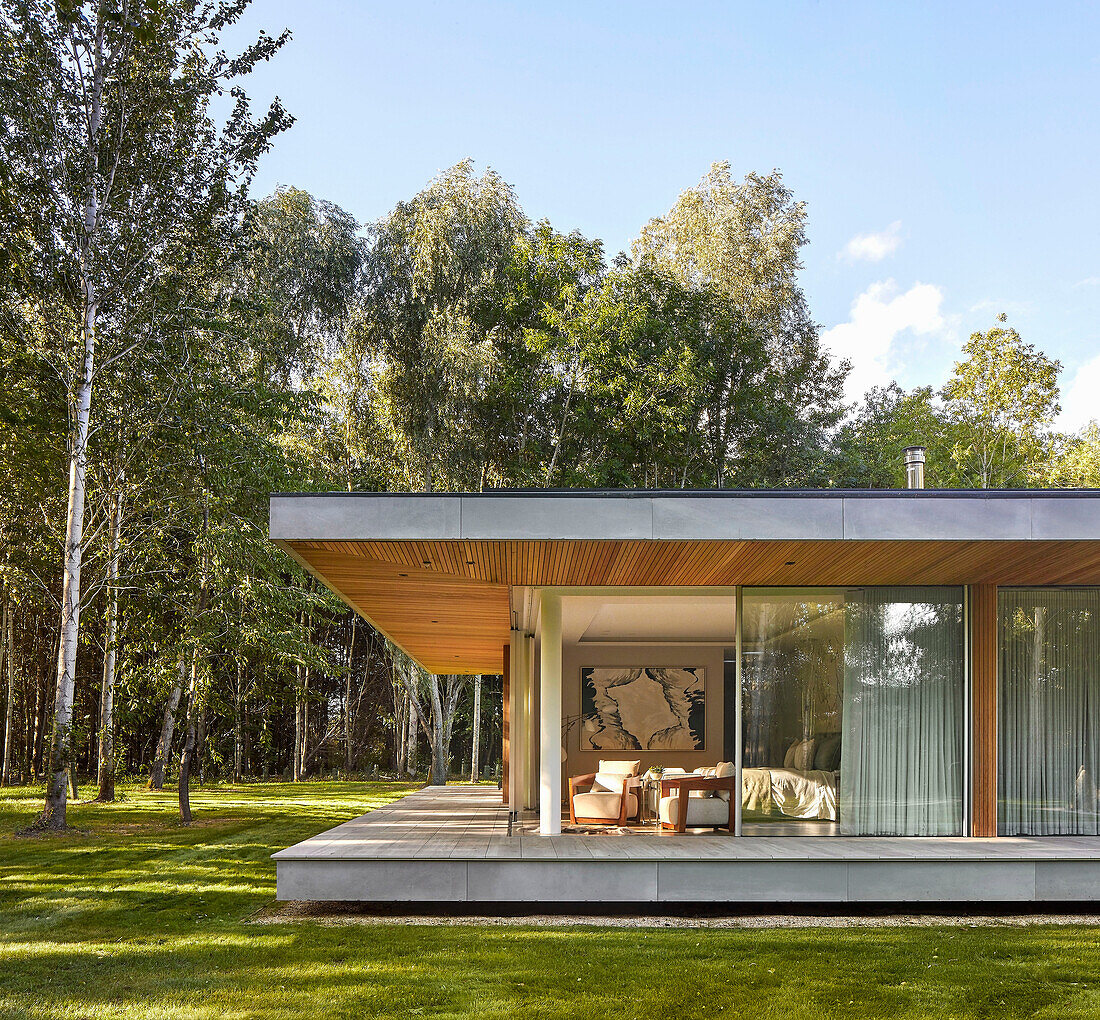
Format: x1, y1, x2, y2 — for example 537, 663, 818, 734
833, 385, 951, 488
1047, 424, 1100, 487
942, 315, 1061, 488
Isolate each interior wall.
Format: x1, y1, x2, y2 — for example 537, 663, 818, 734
558, 642, 728, 781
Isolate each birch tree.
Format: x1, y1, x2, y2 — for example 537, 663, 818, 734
389, 642, 465, 786
0, 0, 290, 827
942, 315, 1061, 488
469, 675, 481, 783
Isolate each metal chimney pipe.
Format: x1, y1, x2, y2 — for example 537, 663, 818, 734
904, 446, 926, 489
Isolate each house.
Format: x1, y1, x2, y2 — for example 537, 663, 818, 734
269, 479, 1100, 906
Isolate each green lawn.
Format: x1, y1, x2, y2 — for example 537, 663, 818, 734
1, 782, 1098, 1019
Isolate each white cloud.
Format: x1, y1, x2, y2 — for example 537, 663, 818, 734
840, 221, 903, 263
1073, 276, 1100, 289
822, 279, 947, 403
1059, 354, 1100, 432
968, 298, 1032, 316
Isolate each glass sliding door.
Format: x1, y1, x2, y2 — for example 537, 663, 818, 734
741, 587, 965, 836
741, 591, 846, 833
841, 587, 965, 836
998, 588, 1100, 836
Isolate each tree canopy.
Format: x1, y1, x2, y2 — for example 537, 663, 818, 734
1, 44, 1096, 817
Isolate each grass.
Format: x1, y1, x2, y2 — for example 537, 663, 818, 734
1, 783, 1099, 1019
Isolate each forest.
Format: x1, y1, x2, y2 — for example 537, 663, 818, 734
1, 1, 1098, 829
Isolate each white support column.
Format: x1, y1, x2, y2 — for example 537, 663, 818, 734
734, 585, 743, 837
524, 634, 536, 810
507, 632, 522, 813
539, 591, 562, 835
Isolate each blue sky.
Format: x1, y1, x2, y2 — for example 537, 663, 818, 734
226, 1, 1100, 427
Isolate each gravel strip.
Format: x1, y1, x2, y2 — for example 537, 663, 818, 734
254, 902, 1100, 928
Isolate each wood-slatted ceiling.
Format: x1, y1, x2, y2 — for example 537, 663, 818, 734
282, 538, 1100, 674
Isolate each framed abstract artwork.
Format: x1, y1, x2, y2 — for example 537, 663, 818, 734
580, 667, 705, 750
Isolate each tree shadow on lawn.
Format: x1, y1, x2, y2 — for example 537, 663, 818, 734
2, 923, 1100, 1020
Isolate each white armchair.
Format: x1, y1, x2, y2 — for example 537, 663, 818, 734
657, 762, 736, 833
569, 759, 642, 826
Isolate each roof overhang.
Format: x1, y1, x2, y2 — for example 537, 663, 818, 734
270, 490, 1100, 674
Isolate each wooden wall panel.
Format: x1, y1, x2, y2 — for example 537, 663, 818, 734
971, 583, 998, 837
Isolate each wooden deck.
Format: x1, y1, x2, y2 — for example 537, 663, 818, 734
273, 785, 1100, 905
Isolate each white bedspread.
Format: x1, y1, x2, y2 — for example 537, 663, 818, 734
742, 767, 838, 821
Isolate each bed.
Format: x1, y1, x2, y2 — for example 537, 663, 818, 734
741, 733, 842, 821
741, 766, 838, 821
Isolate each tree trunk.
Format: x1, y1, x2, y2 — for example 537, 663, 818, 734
469, 674, 482, 783
2, 601, 14, 787
178, 667, 197, 825
233, 658, 243, 783
149, 654, 185, 790
96, 488, 123, 802
405, 693, 418, 776
398, 682, 411, 770
298, 668, 310, 780
344, 617, 357, 773
39, 11, 106, 830
178, 498, 210, 824
428, 673, 447, 786
195, 704, 206, 784
41, 303, 96, 827
32, 661, 46, 778
292, 664, 302, 782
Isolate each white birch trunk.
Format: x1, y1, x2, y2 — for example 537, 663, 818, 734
298, 667, 310, 780
406, 695, 418, 775
40, 11, 105, 830
43, 295, 96, 827
293, 663, 302, 782
344, 618, 356, 773
2, 602, 13, 787
233, 657, 244, 783
469, 675, 481, 783
96, 488, 123, 801
148, 654, 185, 790
178, 661, 198, 824
178, 499, 209, 824
428, 674, 447, 785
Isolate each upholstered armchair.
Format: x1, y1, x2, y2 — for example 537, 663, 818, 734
569, 759, 642, 825
658, 763, 736, 833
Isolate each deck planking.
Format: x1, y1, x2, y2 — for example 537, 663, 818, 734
273, 784, 1100, 863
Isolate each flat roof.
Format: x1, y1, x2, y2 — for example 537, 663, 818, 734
271, 489, 1100, 544
270, 489, 1100, 674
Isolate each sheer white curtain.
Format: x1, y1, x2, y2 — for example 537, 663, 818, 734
840, 587, 965, 836
999, 589, 1100, 836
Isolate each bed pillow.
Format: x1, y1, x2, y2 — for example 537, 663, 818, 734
783, 739, 816, 771
813, 733, 842, 772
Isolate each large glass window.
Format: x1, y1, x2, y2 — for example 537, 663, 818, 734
998, 588, 1100, 836
742, 587, 965, 836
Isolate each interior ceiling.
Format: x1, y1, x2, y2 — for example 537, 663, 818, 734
279, 537, 1100, 675
566, 596, 737, 644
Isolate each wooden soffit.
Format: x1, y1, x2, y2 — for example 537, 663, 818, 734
279, 537, 1100, 675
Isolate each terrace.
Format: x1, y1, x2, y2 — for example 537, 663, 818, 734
274, 785, 1100, 905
